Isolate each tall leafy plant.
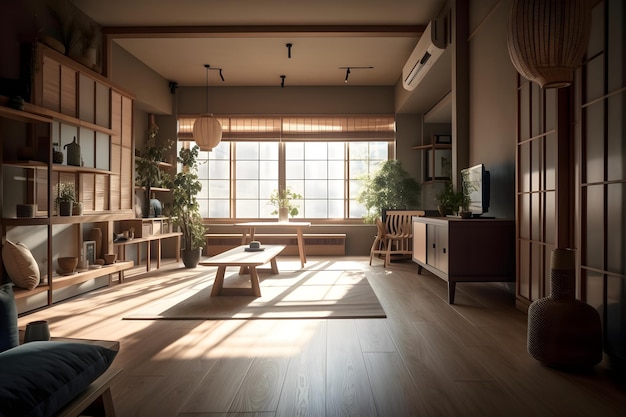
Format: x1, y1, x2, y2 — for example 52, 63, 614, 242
357, 159, 421, 223
166, 145, 206, 252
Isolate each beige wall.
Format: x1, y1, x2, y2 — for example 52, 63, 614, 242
467, 0, 517, 219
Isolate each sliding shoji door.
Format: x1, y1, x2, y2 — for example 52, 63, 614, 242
578, 0, 626, 369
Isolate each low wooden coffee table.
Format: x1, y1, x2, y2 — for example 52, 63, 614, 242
199, 244, 286, 297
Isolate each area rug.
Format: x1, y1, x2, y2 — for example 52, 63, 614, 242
123, 268, 386, 320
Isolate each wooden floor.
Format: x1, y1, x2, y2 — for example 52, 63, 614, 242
17, 256, 626, 417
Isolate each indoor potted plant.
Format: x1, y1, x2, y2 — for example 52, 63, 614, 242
55, 182, 76, 216
269, 187, 302, 222
135, 116, 172, 217
357, 159, 421, 223
435, 181, 463, 217
166, 145, 206, 268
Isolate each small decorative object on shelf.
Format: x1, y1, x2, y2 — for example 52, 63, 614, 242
8, 96, 24, 111
16, 204, 36, 218
55, 183, 76, 216
527, 248, 603, 369
72, 201, 83, 216
52, 142, 64, 164
64, 136, 81, 166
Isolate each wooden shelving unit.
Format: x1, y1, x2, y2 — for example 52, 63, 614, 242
1, 42, 136, 312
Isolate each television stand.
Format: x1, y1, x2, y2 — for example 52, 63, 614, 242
412, 217, 515, 303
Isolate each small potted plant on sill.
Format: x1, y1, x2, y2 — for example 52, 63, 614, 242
55, 182, 76, 216
165, 145, 206, 268
269, 187, 303, 222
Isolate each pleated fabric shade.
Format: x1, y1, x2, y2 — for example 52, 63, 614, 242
193, 114, 222, 151
507, 0, 592, 88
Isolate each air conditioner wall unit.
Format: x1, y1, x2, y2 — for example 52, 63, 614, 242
402, 20, 447, 91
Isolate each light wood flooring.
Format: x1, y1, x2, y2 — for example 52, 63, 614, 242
17, 256, 626, 417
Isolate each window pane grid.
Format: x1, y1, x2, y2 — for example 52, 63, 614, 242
178, 117, 392, 220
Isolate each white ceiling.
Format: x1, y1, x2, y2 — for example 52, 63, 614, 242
72, 0, 450, 112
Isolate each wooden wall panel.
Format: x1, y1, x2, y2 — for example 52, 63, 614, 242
42, 56, 60, 112
60, 66, 76, 117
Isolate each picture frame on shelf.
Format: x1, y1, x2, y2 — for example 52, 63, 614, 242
435, 135, 452, 144
83, 240, 96, 265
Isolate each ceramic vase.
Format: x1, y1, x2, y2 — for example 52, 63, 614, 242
278, 207, 289, 222
527, 248, 603, 369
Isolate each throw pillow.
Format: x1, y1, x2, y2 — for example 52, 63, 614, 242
2, 240, 40, 290
0, 341, 119, 417
0, 283, 18, 353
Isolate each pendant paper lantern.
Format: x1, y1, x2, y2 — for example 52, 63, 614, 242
507, 0, 592, 88
193, 115, 222, 152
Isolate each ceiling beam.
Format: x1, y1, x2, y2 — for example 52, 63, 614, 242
102, 25, 425, 38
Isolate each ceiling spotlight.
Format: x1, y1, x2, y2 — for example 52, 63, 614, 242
339, 66, 374, 84
286, 43, 293, 58
280, 75, 286, 88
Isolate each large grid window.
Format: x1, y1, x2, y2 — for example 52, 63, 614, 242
178, 116, 394, 220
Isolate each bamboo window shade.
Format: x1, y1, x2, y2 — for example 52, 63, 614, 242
177, 115, 395, 142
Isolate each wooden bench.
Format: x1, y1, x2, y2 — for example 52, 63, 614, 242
204, 233, 346, 256
114, 232, 182, 274
200, 244, 286, 297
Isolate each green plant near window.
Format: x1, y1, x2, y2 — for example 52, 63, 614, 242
269, 187, 303, 217
135, 116, 173, 216
165, 145, 206, 267
357, 159, 421, 223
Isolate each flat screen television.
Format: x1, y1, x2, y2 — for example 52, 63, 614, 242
461, 163, 490, 216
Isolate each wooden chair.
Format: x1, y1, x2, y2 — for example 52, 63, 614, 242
381, 210, 425, 267
369, 217, 389, 266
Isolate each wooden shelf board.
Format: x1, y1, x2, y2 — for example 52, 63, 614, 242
134, 186, 170, 192
0, 105, 53, 124
134, 156, 173, 168
51, 261, 134, 290
13, 284, 49, 299
3, 212, 135, 225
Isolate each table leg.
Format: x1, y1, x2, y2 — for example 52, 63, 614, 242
270, 256, 279, 274
211, 266, 227, 296
156, 239, 162, 269
249, 267, 261, 297
176, 235, 181, 262
296, 227, 306, 268
146, 241, 151, 272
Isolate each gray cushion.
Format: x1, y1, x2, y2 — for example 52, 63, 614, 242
0, 341, 119, 417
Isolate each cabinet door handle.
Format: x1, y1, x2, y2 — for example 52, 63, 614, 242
442, 247, 446, 254
432, 243, 436, 249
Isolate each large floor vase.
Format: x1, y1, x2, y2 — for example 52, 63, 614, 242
527, 248, 603, 369
182, 248, 202, 268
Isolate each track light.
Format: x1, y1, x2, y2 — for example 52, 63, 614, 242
280, 75, 286, 88
286, 43, 292, 58
339, 66, 373, 83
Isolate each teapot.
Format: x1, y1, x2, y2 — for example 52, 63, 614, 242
64, 137, 81, 166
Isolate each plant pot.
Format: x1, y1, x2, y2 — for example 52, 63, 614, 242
459, 211, 472, 219
59, 201, 73, 216
182, 248, 202, 268
72, 202, 83, 216
53, 150, 64, 164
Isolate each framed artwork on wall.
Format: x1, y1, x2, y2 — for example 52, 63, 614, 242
435, 135, 452, 144
83, 240, 96, 265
